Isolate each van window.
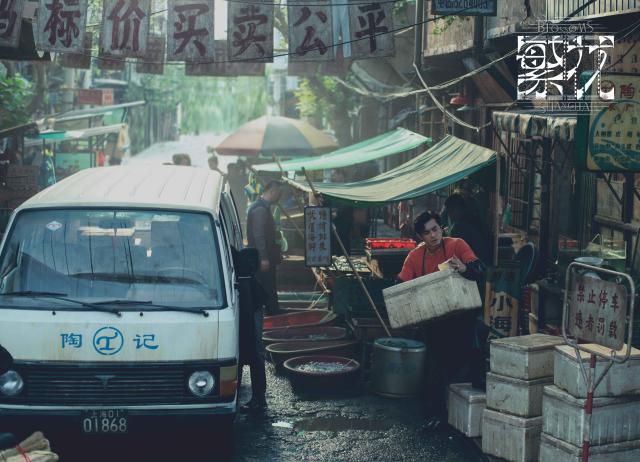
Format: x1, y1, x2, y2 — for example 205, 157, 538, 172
220, 192, 242, 249
0, 209, 225, 309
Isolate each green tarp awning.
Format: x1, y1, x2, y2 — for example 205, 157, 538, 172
253, 128, 430, 172
287, 135, 496, 206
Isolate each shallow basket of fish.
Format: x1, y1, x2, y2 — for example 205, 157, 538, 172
266, 340, 359, 368
283, 355, 361, 392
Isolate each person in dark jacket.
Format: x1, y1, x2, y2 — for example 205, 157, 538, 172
246, 180, 283, 316
443, 193, 491, 264
233, 248, 268, 413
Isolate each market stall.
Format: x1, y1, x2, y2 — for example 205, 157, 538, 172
283, 135, 497, 343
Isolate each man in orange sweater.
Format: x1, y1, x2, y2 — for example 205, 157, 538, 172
398, 211, 486, 430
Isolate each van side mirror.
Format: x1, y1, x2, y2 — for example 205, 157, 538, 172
0, 345, 13, 375
236, 248, 260, 278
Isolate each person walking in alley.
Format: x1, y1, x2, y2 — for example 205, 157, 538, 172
247, 180, 283, 316
397, 211, 486, 430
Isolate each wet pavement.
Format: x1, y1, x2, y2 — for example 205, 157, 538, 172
41, 364, 488, 462
232, 365, 487, 462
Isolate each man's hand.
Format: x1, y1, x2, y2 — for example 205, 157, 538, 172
260, 260, 270, 272
449, 255, 467, 274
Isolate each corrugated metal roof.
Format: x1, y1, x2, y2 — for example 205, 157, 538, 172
19, 165, 223, 214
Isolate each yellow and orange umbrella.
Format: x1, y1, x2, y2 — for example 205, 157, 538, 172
215, 116, 338, 157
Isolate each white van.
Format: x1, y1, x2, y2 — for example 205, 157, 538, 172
0, 165, 248, 438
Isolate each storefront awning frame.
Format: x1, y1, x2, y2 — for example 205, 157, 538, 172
286, 135, 496, 207
253, 128, 431, 173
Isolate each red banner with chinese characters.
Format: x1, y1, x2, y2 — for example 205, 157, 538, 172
227, 0, 273, 63
568, 273, 627, 351
287, 0, 333, 62
167, 0, 215, 62
100, 0, 150, 58
35, 0, 88, 53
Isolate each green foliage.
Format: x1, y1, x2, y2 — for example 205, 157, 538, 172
431, 15, 470, 35
0, 75, 34, 130
126, 64, 269, 134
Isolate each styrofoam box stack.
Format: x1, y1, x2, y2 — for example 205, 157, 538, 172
482, 334, 564, 462
447, 383, 486, 437
539, 343, 640, 462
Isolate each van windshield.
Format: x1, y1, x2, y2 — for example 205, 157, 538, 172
0, 209, 225, 309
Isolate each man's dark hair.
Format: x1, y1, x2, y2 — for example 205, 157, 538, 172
414, 210, 442, 236
264, 180, 283, 192
444, 193, 467, 212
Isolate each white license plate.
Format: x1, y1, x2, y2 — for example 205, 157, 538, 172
81, 409, 128, 433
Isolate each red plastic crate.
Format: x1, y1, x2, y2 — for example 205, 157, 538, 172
365, 238, 416, 250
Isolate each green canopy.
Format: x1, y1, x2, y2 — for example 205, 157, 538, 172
287, 135, 496, 206
253, 128, 430, 172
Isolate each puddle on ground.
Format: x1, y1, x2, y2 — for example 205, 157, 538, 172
293, 417, 392, 432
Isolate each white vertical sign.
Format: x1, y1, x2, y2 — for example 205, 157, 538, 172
304, 206, 332, 267
568, 273, 628, 351
288, 0, 333, 62
0, 0, 24, 48
36, 0, 88, 52
349, 1, 394, 59
227, 0, 273, 62
100, 0, 151, 58
167, 0, 215, 62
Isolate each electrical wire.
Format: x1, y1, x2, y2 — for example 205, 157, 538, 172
412, 0, 607, 132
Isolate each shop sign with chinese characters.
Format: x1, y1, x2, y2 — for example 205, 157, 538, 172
568, 273, 627, 350
304, 206, 331, 267
577, 73, 640, 172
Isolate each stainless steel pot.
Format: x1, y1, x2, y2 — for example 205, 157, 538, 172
371, 337, 426, 398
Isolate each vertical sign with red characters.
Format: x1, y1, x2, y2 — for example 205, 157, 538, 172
288, 0, 333, 62
568, 272, 627, 351
100, 0, 150, 58
227, 0, 273, 62
167, 0, 215, 62
0, 0, 24, 48
348, 0, 394, 59
36, 0, 88, 53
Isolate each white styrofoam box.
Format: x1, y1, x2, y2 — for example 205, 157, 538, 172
542, 384, 640, 447
554, 343, 640, 398
540, 432, 640, 462
490, 334, 564, 380
382, 269, 481, 328
486, 372, 552, 417
482, 408, 543, 462
447, 383, 486, 437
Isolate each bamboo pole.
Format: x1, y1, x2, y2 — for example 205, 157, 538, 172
301, 167, 392, 337
494, 149, 501, 267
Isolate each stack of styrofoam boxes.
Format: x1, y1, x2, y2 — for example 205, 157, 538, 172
447, 383, 486, 438
540, 343, 640, 461
482, 334, 564, 462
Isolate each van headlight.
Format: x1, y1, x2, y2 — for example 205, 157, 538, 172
0, 370, 24, 396
188, 371, 215, 397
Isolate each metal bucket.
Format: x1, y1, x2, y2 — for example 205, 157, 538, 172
371, 337, 426, 398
